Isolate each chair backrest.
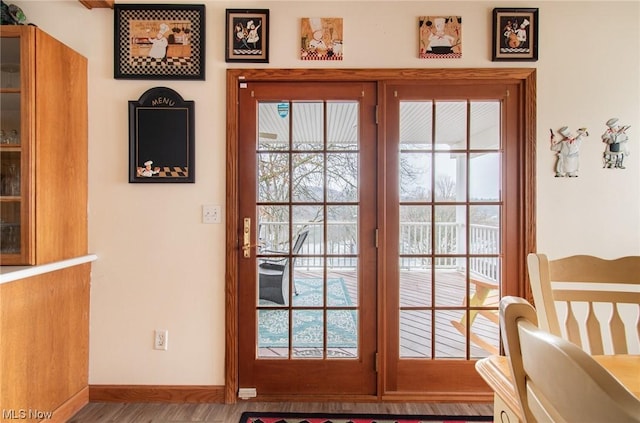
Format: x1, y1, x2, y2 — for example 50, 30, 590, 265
292, 230, 309, 255
527, 253, 640, 355
282, 229, 309, 275
500, 296, 640, 423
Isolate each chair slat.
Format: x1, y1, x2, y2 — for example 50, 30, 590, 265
565, 302, 584, 350
585, 303, 605, 355
610, 305, 629, 354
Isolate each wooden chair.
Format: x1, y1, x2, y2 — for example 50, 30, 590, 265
527, 253, 640, 355
450, 277, 499, 355
500, 296, 640, 423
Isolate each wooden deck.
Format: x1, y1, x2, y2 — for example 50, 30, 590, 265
258, 269, 500, 359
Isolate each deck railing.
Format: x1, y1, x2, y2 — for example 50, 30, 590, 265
259, 221, 499, 281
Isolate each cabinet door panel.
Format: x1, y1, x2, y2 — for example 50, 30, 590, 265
0, 26, 87, 265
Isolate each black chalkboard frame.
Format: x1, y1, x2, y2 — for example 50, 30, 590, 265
129, 87, 195, 183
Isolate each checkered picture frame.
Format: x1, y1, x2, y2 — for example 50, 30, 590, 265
114, 4, 205, 80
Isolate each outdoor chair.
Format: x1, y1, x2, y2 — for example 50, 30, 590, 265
527, 253, 640, 355
451, 276, 500, 355
499, 296, 640, 423
258, 230, 309, 305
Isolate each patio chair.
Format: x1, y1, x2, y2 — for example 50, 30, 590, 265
527, 253, 640, 355
500, 296, 640, 423
258, 230, 309, 305
450, 276, 500, 355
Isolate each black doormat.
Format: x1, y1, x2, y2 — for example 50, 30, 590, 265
239, 411, 494, 423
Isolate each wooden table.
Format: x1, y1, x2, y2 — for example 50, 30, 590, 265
475, 354, 640, 423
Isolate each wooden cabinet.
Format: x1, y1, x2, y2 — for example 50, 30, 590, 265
1, 262, 93, 421
0, 26, 87, 265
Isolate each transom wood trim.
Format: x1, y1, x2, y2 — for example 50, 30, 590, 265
78, 0, 114, 9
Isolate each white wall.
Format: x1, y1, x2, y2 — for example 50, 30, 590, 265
12, 0, 639, 385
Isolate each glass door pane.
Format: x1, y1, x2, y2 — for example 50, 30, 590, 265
1, 36, 22, 256
397, 99, 502, 360
256, 100, 360, 359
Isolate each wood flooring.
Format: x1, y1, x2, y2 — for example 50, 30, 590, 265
68, 401, 493, 422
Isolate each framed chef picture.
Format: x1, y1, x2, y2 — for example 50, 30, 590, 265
418, 16, 462, 59
114, 4, 206, 79
225, 9, 269, 63
492, 8, 538, 61
300, 17, 343, 61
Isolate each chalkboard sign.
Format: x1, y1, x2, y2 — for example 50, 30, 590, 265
129, 87, 195, 183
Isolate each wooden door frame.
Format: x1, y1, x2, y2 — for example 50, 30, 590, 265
225, 68, 537, 403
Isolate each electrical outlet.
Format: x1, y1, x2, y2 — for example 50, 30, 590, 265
202, 204, 221, 224
154, 329, 168, 350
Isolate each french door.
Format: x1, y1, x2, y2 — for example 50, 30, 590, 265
228, 69, 535, 401
237, 82, 378, 397
382, 81, 523, 396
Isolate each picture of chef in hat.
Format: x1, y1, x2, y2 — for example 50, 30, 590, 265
137, 160, 160, 177
149, 23, 170, 62
246, 20, 262, 49
307, 18, 328, 52
427, 17, 455, 51
502, 17, 530, 49
234, 22, 250, 49
515, 19, 530, 47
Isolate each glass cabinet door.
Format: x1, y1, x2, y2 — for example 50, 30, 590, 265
0, 35, 22, 257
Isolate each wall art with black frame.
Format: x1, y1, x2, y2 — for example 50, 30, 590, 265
115, 4, 205, 79
129, 87, 195, 183
225, 9, 269, 63
492, 8, 538, 61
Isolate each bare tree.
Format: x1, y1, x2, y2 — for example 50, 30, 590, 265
258, 146, 359, 249
435, 174, 456, 201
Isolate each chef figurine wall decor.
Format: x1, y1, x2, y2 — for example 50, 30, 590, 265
550, 126, 589, 177
601, 118, 631, 169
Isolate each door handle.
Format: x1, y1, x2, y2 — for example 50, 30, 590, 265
242, 217, 251, 258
